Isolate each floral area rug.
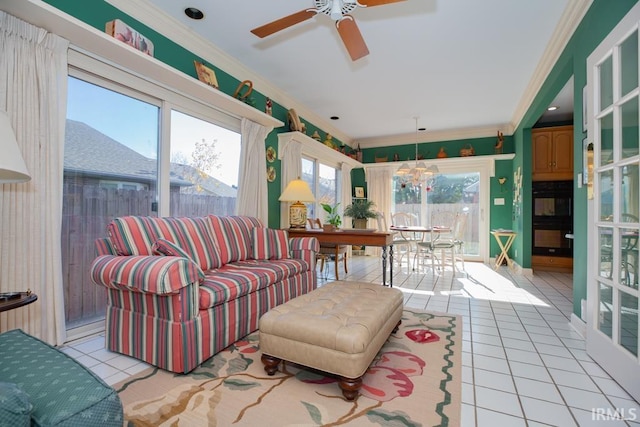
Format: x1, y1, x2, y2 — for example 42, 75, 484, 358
115, 308, 461, 426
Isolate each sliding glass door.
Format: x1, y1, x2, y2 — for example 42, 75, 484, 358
393, 164, 488, 262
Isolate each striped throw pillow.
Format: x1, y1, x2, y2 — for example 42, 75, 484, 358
152, 238, 205, 281
251, 228, 289, 260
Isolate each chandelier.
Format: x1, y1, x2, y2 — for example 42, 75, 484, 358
397, 117, 438, 188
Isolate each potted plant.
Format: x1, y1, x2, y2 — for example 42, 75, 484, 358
343, 199, 377, 229
321, 202, 342, 231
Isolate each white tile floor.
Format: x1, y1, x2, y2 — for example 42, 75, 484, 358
60, 256, 640, 426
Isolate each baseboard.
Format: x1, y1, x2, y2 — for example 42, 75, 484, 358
570, 313, 586, 338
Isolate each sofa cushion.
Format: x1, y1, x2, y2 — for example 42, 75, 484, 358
251, 228, 289, 260
152, 238, 206, 282
0, 381, 31, 427
208, 215, 263, 264
198, 259, 308, 309
107, 216, 221, 270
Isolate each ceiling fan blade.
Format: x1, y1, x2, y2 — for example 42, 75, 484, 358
251, 9, 317, 38
358, 0, 406, 6
336, 16, 369, 61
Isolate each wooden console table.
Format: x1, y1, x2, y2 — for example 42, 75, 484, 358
287, 228, 396, 286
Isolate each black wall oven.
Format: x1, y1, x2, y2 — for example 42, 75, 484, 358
532, 181, 573, 257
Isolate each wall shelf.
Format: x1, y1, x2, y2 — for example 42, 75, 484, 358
277, 132, 364, 169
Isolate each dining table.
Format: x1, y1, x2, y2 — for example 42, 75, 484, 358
389, 225, 451, 270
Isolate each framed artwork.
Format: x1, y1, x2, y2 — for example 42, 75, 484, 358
354, 187, 365, 198
194, 61, 219, 88
105, 19, 154, 56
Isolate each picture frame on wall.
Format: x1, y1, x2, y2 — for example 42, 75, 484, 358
354, 187, 365, 198
194, 61, 219, 88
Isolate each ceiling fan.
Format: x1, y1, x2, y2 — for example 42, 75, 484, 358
250, 0, 406, 61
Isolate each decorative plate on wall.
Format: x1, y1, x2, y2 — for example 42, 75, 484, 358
267, 165, 276, 182
266, 146, 276, 163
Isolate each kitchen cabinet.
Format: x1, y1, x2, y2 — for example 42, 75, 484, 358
531, 255, 573, 273
532, 125, 574, 181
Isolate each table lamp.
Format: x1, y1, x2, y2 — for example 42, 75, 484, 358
0, 110, 31, 183
279, 178, 315, 228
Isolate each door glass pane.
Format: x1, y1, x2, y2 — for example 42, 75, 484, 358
619, 227, 639, 287
64, 76, 159, 330
621, 164, 640, 220
600, 112, 614, 165
393, 171, 480, 257
621, 97, 639, 159
621, 30, 639, 97
169, 110, 240, 216
600, 55, 614, 111
620, 291, 638, 356
599, 169, 614, 221
599, 283, 614, 338
599, 227, 614, 279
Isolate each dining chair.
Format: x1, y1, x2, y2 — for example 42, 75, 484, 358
416, 210, 458, 272
391, 212, 423, 270
377, 212, 412, 271
307, 218, 348, 279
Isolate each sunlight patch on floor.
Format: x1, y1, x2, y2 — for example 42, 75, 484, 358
457, 262, 550, 307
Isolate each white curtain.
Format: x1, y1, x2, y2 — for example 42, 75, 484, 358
237, 118, 269, 223
364, 167, 392, 256
278, 138, 302, 229
0, 12, 69, 345
340, 163, 353, 227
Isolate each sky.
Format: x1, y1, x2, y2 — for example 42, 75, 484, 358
66, 76, 241, 187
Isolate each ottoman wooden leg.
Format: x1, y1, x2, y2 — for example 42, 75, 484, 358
339, 376, 362, 401
261, 354, 281, 375
393, 319, 402, 333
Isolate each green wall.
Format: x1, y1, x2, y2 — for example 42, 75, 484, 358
513, 0, 639, 318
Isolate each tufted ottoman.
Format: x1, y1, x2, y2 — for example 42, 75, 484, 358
259, 281, 403, 400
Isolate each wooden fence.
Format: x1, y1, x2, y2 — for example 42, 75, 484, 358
61, 184, 235, 329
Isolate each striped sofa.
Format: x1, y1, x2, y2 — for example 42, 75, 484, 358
90, 215, 319, 373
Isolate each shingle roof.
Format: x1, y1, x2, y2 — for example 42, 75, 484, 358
64, 119, 237, 197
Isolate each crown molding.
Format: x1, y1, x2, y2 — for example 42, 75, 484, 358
354, 123, 514, 149
510, 0, 593, 130
106, 0, 353, 146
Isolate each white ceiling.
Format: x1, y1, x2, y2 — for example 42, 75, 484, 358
109, 0, 583, 146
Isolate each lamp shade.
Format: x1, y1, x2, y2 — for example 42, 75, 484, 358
396, 163, 411, 175
0, 111, 30, 183
279, 178, 315, 202
279, 178, 315, 229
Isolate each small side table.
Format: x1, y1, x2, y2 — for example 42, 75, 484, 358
491, 230, 517, 270
0, 291, 37, 313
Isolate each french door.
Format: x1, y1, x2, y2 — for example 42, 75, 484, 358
587, 2, 640, 402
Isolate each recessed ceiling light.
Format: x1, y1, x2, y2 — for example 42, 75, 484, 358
330, 116, 339, 120
547, 106, 559, 111
185, 7, 204, 20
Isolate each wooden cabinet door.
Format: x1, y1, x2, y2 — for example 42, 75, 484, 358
552, 129, 574, 179
532, 126, 574, 181
532, 130, 553, 179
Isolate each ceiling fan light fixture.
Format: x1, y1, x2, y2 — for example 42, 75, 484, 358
330, 0, 343, 20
